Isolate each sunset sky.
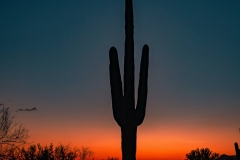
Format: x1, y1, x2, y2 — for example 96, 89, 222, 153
0, 0, 240, 159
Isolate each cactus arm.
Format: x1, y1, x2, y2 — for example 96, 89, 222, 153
109, 47, 124, 126
136, 45, 149, 126
124, 0, 135, 110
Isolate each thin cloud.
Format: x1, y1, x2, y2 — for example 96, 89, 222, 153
16, 107, 37, 112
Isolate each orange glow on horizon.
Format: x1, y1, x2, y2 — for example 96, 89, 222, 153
18, 109, 239, 160
26, 125, 238, 160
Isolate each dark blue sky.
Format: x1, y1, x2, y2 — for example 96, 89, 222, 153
0, 1, 240, 158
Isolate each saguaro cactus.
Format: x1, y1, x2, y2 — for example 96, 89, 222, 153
109, 0, 149, 159
235, 142, 240, 160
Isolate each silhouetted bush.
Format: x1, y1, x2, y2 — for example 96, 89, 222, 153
185, 148, 219, 160
0, 143, 94, 160
106, 156, 119, 160
79, 147, 94, 160
0, 107, 29, 146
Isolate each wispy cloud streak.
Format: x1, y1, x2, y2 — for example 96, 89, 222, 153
16, 107, 37, 112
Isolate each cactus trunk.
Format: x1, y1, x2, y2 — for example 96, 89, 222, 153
121, 126, 137, 160
109, 0, 149, 159
235, 142, 240, 160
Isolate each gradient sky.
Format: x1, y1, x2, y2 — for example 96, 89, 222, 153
0, 1, 240, 160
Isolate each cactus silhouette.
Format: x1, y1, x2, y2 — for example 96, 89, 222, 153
109, 0, 149, 159
235, 142, 240, 160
